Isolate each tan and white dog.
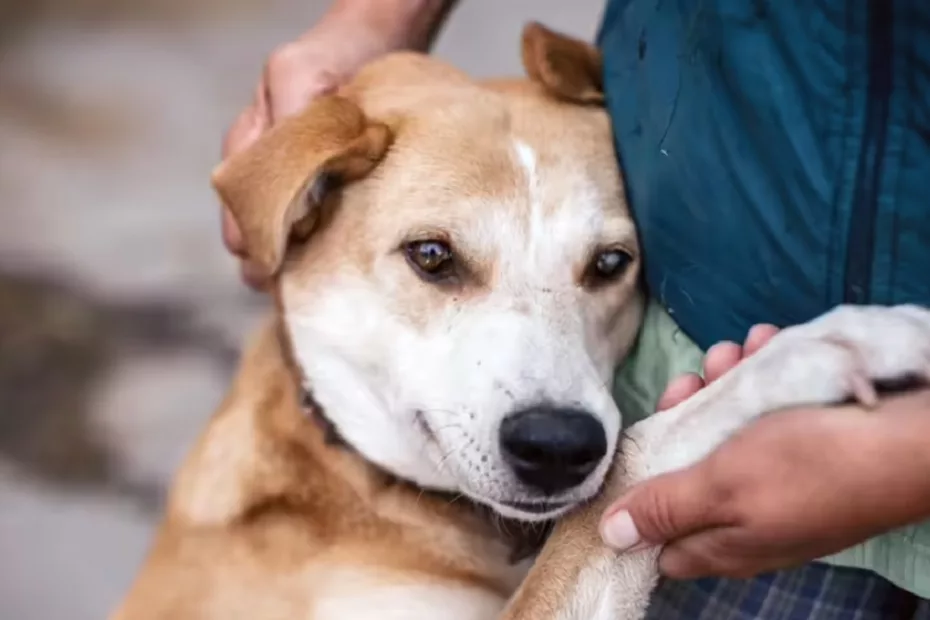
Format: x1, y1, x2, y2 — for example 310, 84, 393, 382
113, 23, 930, 620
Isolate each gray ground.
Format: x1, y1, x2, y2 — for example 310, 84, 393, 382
0, 1, 603, 618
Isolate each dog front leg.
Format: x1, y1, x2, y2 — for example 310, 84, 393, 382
498, 461, 659, 620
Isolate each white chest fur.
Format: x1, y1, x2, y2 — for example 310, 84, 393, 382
313, 568, 507, 620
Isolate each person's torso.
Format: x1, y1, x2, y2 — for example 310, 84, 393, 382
598, 0, 930, 350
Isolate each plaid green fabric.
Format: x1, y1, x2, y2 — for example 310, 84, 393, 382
645, 563, 930, 620
611, 300, 930, 600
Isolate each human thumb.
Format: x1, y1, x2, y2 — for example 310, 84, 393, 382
599, 465, 718, 552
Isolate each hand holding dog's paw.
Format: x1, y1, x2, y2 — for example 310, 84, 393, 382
602, 392, 930, 579
601, 305, 930, 580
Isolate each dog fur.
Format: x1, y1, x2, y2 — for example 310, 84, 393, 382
114, 22, 930, 620
115, 22, 642, 620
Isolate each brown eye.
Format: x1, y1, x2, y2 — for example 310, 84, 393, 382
405, 239, 456, 282
585, 248, 633, 286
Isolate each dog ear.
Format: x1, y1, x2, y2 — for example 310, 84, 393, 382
521, 22, 604, 105
212, 95, 392, 278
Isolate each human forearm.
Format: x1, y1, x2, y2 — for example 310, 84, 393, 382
857, 387, 930, 529
323, 0, 458, 51
600, 383, 930, 579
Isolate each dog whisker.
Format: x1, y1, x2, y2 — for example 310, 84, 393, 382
435, 436, 474, 475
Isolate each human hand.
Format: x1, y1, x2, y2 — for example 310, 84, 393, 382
600, 324, 930, 579
221, 0, 453, 289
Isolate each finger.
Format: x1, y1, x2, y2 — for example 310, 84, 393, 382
263, 47, 339, 123
600, 464, 721, 551
222, 105, 265, 160
658, 533, 729, 580
703, 341, 743, 383
240, 260, 272, 292
659, 529, 767, 580
744, 323, 780, 356
253, 80, 271, 127
656, 373, 705, 411
270, 74, 338, 124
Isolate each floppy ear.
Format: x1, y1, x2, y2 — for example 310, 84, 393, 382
521, 22, 604, 105
211, 95, 392, 277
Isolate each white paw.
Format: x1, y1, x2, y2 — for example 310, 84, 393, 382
746, 304, 930, 408
628, 304, 930, 480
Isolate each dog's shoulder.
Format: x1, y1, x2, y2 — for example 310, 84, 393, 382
111, 319, 331, 618
166, 317, 299, 526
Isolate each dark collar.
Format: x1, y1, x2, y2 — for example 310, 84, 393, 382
298, 388, 552, 563
301, 389, 349, 448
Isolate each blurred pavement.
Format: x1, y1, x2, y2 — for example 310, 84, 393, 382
0, 1, 602, 618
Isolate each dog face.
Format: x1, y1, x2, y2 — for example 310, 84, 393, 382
214, 25, 643, 522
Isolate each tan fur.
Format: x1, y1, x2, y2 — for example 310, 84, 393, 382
279, 64, 633, 332
116, 23, 630, 620
498, 465, 636, 619
113, 321, 525, 620
520, 22, 604, 105
212, 96, 393, 278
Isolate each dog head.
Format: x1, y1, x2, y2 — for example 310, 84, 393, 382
213, 24, 643, 522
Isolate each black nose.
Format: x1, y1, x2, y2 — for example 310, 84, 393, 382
499, 405, 607, 495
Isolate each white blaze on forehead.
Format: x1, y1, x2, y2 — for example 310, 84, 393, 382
513, 139, 546, 261
513, 139, 537, 174
501, 138, 635, 285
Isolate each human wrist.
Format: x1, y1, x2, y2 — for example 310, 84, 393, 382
324, 0, 456, 52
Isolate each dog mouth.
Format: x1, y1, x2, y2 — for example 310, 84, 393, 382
500, 499, 572, 514
484, 497, 583, 524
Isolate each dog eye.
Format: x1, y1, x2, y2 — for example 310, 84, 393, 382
405, 240, 456, 282
584, 248, 633, 286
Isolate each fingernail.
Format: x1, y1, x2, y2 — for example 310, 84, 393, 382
600, 510, 642, 551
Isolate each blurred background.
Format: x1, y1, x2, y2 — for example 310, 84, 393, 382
0, 1, 601, 617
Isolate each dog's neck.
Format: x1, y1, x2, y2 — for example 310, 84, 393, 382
271, 318, 553, 564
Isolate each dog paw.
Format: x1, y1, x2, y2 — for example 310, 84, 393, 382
627, 304, 930, 480
738, 304, 930, 411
